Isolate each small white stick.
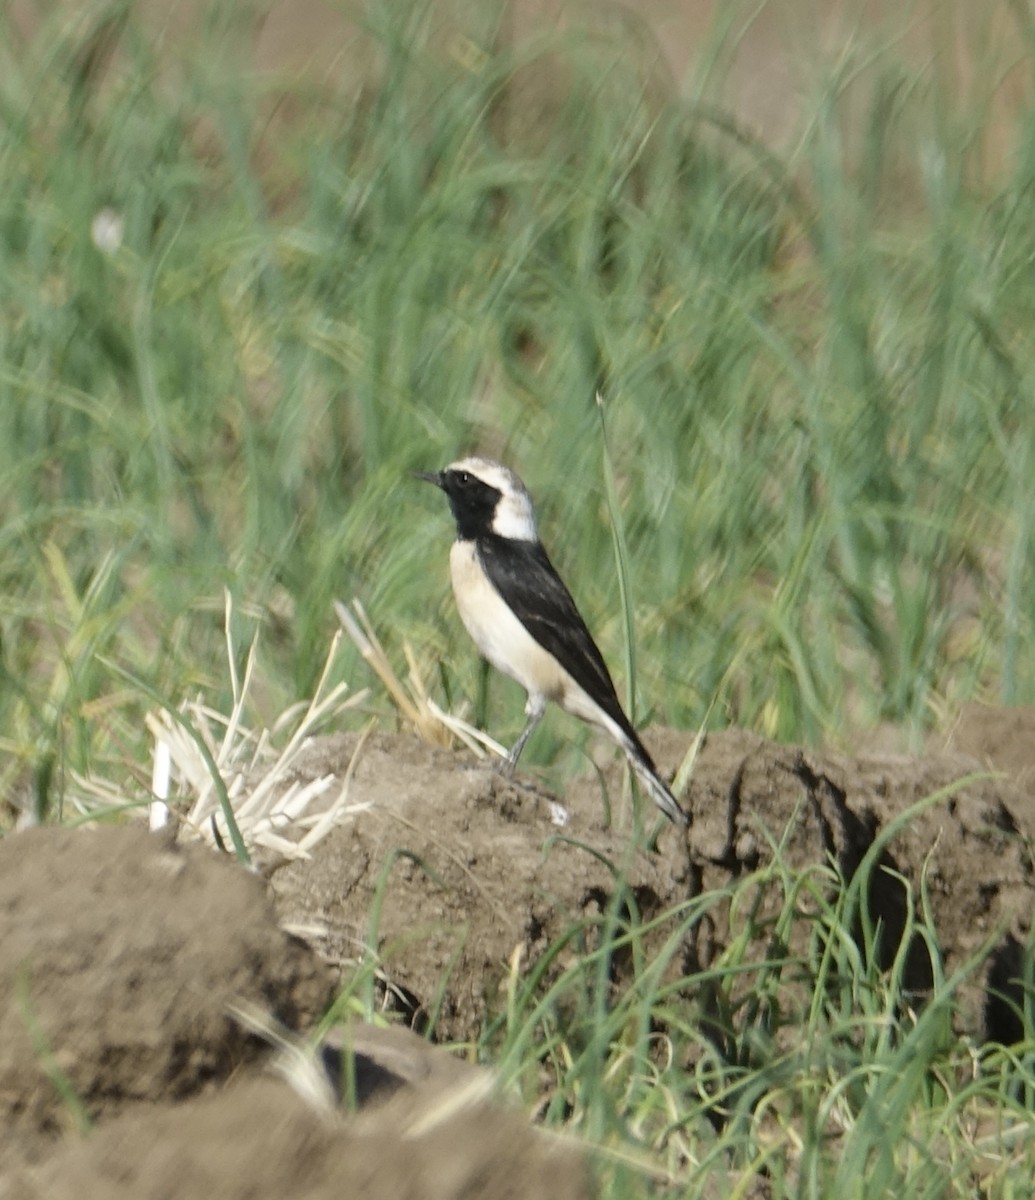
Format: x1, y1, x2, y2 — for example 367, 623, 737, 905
149, 736, 172, 832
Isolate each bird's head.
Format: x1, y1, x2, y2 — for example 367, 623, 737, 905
416, 457, 538, 542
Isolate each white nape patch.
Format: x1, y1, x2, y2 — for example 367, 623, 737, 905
447, 456, 538, 542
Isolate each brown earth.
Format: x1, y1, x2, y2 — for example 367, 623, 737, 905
0, 823, 590, 1198
272, 720, 1035, 1045
1, 708, 1032, 1197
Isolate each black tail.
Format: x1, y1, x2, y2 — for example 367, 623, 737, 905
621, 732, 690, 827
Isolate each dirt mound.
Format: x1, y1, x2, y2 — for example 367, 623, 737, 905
271, 733, 695, 1042
274, 725, 1034, 1044
943, 702, 1035, 815
0, 822, 589, 1200
1, 715, 1032, 1195
10, 1031, 589, 1200
0, 825, 333, 1161
658, 728, 1033, 1033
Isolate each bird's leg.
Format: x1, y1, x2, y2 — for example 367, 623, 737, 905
503, 695, 546, 776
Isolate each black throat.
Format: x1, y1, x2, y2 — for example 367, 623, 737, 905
440, 471, 502, 540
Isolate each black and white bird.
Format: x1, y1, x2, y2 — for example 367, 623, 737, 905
417, 456, 690, 827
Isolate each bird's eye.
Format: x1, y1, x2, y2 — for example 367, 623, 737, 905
456, 471, 471, 486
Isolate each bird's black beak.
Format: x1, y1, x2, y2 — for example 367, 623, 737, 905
412, 469, 445, 488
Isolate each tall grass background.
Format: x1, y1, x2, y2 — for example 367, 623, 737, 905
3, 0, 1034, 814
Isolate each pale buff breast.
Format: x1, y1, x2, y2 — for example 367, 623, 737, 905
449, 539, 568, 705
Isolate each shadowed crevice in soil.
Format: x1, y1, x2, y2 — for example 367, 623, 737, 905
788, 753, 935, 998
984, 932, 1035, 1047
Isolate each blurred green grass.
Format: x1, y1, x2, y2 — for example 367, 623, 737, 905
2, 0, 1034, 814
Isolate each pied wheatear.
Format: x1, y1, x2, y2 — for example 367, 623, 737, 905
417, 457, 690, 827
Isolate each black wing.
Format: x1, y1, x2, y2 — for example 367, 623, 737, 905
475, 534, 635, 740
